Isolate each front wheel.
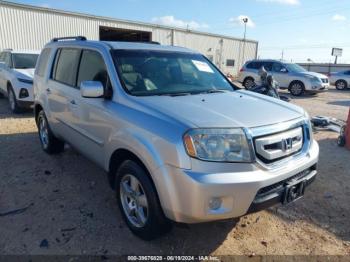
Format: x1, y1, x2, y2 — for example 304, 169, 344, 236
289, 81, 305, 96
8, 86, 22, 113
37, 110, 65, 154
335, 80, 347, 90
116, 160, 172, 240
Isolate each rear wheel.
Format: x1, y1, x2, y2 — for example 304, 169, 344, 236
289, 81, 305, 96
116, 160, 172, 240
36, 110, 65, 154
335, 80, 347, 90
243, 77, 255, 89
7, 85, 22, 113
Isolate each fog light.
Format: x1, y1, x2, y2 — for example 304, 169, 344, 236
209, 197, 222, 210
19, 88, 29, 98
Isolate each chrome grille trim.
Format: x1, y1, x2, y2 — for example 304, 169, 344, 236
255, 127, 303, 161
246, 117, 312, 170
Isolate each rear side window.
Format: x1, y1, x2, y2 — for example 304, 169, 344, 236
36, 48, 51, 77
345, 71, 350, 75
246, 61, 262, 69
53, 48, 81, 86
77, 50, 109, 89
262, 62, 273, 71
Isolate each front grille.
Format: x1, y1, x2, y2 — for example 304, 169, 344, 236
256, 165, 316, 197
321, 78, 328, 83
254, 127, 304, 164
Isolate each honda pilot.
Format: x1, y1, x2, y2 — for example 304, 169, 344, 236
34, 37, 319, 240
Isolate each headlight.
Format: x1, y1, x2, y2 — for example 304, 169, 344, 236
183, 128, 252, 162
305, 75, 320, 82
304, 111, 314, 143
17, 78, 33, 84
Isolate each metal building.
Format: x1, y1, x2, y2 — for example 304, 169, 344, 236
0, 0, 258, 75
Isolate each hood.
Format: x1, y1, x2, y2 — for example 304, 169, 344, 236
135, 90, 305, 128
298, 71, 327, 79
14, 68, 35, 79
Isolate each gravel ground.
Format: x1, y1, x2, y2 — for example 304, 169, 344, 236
0, 87, 350, 256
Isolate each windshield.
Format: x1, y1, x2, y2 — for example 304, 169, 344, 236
285, 63, 307, 73
12, 53, 39, 69
112, 50, 233, 96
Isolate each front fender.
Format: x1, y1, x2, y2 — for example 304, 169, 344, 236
104, 127, 191, 175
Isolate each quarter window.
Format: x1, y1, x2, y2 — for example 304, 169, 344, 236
53, 48, 81, 86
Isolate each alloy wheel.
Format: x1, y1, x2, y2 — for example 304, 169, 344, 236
120, 174, 149, 228
336, 81, 346, 90
39, 116, 49, 149
291, 83, 303, 95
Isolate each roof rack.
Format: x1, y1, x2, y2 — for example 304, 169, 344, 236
3, 48, 13, 51
51, 36, 87, 42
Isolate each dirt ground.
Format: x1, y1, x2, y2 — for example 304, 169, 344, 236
0, 87, 349, 256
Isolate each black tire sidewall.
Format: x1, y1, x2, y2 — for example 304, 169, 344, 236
8, 86, 21, 113
37, 110, 64, 154
115, 160, 171, 240
289, 81, 305, 96
336, 80, 347, 90
243, 77, 254, 89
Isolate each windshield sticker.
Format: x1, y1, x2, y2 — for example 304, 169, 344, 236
192, 60, 214, 73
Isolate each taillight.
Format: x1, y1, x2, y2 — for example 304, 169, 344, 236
240, 68, 245, 72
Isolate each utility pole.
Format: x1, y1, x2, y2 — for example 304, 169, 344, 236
241, 18, 248, 67
281, 50, 284, 61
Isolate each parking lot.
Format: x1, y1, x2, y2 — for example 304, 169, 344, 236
0, 87, 350, 256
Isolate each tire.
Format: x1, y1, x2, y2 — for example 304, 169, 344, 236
36, 110, 65, 154
337, 135, 346, 147
335, 80, 347, 90
289, 81, 305, 96
243, 77, 255, 89
7, 85, 22, 113
115, 160, 172, 240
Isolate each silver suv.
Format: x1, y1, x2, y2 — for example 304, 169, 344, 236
238, 59, 329, 96
34, 37, 319, 240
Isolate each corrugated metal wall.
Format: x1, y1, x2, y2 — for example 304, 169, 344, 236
0, 1, 258, 75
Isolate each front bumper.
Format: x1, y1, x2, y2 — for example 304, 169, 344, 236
156, 140, 319, 223
305, 81, 329, 92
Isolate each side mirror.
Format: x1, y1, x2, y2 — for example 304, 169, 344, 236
80, 81, 104, 98
280, 68, 288, 73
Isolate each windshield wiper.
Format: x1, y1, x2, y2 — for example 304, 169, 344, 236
196, 89, 229, 94
157, 92, 192, 97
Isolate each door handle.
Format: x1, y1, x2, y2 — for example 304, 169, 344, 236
46, 88, 51, 94
70, 100, 76, 105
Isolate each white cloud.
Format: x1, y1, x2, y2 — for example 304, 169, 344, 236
258, 0, 300, 5
229, 15, 255, 28
332, 14, 347, 21
151, 16, 209, 30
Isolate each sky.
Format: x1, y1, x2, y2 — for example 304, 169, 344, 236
8, 0, 350, 63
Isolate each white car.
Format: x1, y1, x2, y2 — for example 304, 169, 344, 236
329, 70, 350, 90
0, 49, 40, 113
238, 59, 329, 96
